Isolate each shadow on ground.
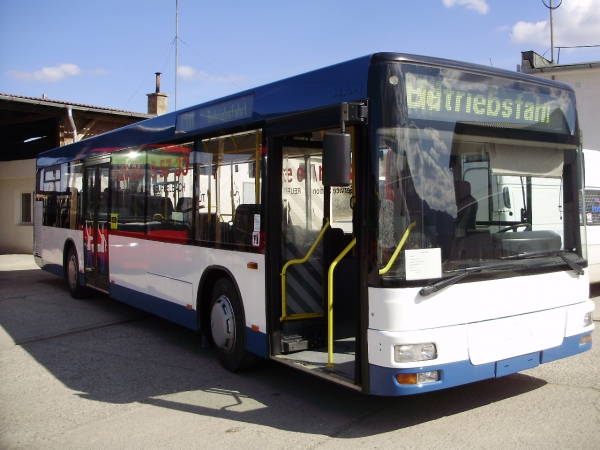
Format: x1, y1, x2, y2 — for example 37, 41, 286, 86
0, 267, 548, 438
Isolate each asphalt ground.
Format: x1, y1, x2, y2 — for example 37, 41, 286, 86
1, 254, 599, 450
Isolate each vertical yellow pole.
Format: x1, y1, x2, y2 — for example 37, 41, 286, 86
327, 238, 356, 367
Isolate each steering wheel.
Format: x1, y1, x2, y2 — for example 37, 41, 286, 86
498, 223, 532, 233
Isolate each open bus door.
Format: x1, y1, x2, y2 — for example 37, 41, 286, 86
82, 159, 111, 293
266, 125, 362, 390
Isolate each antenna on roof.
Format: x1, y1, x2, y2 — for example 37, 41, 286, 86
175, 0, 179, 111
542, 0, 562, 63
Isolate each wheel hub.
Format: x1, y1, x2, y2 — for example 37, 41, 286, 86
211, 295, 236, 353
68, 255, 77, 289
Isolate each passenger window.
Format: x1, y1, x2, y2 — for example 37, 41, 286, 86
111, 148, 148, 236
147, 143, 194, 243
196, 130, 262, 251
38, 162, 82, 230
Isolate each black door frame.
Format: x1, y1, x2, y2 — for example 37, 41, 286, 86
83, 157, 111, 293
264, 107, 369, 390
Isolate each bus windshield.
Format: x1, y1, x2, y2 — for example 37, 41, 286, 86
373, 62, 583, 285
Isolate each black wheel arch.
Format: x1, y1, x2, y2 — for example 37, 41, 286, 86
197, 265, 245, 333
62, 238, 78, 278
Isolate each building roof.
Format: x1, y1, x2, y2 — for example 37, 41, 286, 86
0, 93, 151, 119
520, 51, 600, 74
0, 93, 152, 162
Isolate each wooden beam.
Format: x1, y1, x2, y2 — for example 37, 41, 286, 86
77, 118, 98, 140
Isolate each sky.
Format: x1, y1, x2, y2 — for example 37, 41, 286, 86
1, 0, 600, 115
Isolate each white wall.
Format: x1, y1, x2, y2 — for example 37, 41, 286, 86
0, 159, 36, 254
531, 67, 600, 152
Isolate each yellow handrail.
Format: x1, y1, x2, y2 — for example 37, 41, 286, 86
378, 222, 416, 275
280, 218, 330, 321
326, 237, 356, 367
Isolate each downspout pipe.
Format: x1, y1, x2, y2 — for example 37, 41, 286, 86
66, 106, 77, 142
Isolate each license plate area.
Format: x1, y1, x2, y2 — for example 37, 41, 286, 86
496, 352, 540, 377
467, 308, 565, 365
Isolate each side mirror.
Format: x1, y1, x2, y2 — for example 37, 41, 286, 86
322, 133, 351, 187
502, 187, 511, 208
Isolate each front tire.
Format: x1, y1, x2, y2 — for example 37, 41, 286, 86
66, 246, 90, 299
210, 277, 259, 372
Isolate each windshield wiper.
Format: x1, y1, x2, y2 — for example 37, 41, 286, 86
501, 249, 584, 275
419, 262, 519, 297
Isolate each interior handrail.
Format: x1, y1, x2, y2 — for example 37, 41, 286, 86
378, 221, 416, 275
326, 236, 356, 367
280, 218, 330, 322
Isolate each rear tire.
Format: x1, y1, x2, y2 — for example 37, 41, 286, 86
210, 277, 260, 372
66, 246, 90, 299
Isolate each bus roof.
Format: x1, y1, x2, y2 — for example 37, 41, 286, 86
37, 52, 576, 169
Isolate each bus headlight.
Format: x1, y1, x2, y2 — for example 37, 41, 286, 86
394, 343, 437, 362
584, 312, 593, 327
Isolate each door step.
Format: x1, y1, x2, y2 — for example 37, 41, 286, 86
282, 335, 309, 353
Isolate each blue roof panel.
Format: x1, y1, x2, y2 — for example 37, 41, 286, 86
37, 55, 372, 168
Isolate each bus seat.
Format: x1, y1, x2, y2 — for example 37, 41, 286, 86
218, 221, 234, 249
234, 204, 259, 248
176, 197, 194, 224
197, 212, 218, 243
148, 196, 174, 219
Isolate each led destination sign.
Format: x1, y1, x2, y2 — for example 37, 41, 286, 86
176, 94, 254, 133
404, 71, 575, 134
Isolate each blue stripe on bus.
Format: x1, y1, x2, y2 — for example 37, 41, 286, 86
111, 285, 269, 358
41, 262, 63, 278
540, 331, 593, 363
369, 331, 593, 396
44, 273, 269, 358
110, 283, 198, 330
246, 327, 268, 358
41, 261, 84, 285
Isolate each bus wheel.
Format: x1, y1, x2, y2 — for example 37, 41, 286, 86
210, 277, 259, 372
66, 247, 90, 299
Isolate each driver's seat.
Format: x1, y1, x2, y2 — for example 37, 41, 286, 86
454, 180, 478, 237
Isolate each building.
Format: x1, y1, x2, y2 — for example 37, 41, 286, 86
520, 51, 600, 283
520, 51, 600, 152
0, 95, 153, 254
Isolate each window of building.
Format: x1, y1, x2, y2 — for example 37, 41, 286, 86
20, 192, 32, 224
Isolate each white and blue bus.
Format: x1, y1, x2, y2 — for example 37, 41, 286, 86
34, 53, 594, 395
584, 149, 600, 284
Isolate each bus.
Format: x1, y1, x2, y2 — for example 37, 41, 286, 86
34, 53, 594, 396
584, 149, 600, 284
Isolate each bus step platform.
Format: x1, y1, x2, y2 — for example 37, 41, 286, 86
282, 335, 309, 353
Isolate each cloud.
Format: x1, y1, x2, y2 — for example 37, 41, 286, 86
442, 0, 489, 14
178, 65, 245, 84
6, 63, 82, 82
510, 0, 600, 47
5, 64, 110, 82
402, 127, 456, 216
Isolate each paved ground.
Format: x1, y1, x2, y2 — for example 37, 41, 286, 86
1, 254, 599, 449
